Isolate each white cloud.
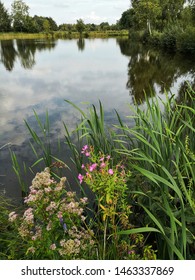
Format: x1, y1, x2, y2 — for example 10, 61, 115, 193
78, 11, 107, 24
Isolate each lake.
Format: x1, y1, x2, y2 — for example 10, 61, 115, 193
0, 37, 195, 200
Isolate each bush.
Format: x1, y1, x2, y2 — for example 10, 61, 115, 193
8, 168, 95, 260
177, 26, 195, 53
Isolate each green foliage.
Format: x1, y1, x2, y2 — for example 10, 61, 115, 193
133, 0, 161, 34
11, 0, 30, 32
77, 146, 156, 260
176, 26, 195, 53
0, 1, 11, 32
119, 9, 136, 30
0, 195, 25, 259
115, 90, 195, 259
76, 19, 85, 35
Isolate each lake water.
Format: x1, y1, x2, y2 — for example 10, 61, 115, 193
0, 37, 195, 200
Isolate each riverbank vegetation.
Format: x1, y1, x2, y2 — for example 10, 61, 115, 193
119, 1, 195, 53
0, 30, 129, 40
0, 88, 194, 260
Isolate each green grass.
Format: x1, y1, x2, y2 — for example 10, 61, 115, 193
2, 87, 195, 259
0, 30, 128, 40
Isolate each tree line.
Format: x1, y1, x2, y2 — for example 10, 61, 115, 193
118, 1, 195, 52
119, 0, 195, 33
0, 0, 120, 34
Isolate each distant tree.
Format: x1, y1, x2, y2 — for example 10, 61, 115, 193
89, 23, 98, 31
76, 19, 85, 35
46, 17, 58, 31
100, 22, 110, 30
33, 15, 44, 32
33, 15, 58, 32
0, 1, 12, 32
43, 19, 51, 33
118, 8, 136, 29
11, 0, 30, 32
24, 16, 40, 33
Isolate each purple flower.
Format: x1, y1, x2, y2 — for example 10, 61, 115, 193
78, 173, 84, 184
63, 223, 67, 231
108, 169, 114, 175
89, 163, 97, 172
85, 152, 90, 157
81, 164, 85, 169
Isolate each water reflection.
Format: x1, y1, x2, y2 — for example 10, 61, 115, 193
0, 40, 17, 71
77, 38, 85, 51
117, 38, 195, 103
1, 38, 195, 200
0, 39, 57, 71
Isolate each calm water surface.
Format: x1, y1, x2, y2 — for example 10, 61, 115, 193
0, 38, 195, 199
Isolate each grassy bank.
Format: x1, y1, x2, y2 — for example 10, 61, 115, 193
0, 30, 129, 40
0, 89, 194, 260
129, 27, 195, 53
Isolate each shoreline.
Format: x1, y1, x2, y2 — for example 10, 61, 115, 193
0, 30, 129, 40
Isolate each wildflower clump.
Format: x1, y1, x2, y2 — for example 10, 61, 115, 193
78, 145, 157, 260
9, 167, 95, 259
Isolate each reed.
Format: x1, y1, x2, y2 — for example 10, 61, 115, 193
115, 90, 195, 259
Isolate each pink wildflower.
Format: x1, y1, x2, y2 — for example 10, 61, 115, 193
85, 152, 90, 157
81, 164, 85, 169
100, 162, 106, 168
89, 163, 97, 172
78, 173, 84, 184
108, 169, 114, 175
81, 145, 88, 154
107, 155, 111, 160
50, 244, 56, 250
100, 157, 104, 162
57, 211, 63, 219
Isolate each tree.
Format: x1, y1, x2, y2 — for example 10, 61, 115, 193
11, 0, 29, 32
133, 0, 161, 34
159, 0, 185, 27
118, 8, 136, 29
76, 19, 85, 36
100, 22, 110, 30
46, 17, 58, 31
0, 1, 12, 32
43, 19, 51, 33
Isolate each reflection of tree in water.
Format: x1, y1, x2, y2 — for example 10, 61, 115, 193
0, 40, 17, 71
117, 38, 195, 104
0, 39, 57, 71
177, 80, 195, 106
16, 40, 36, 69
77, 38, 85, 51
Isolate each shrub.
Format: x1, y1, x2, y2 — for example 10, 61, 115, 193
8, 168, 95, 259
176, 26, 195, 53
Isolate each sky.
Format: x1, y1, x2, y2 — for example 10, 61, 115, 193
3, 0, 130, 25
